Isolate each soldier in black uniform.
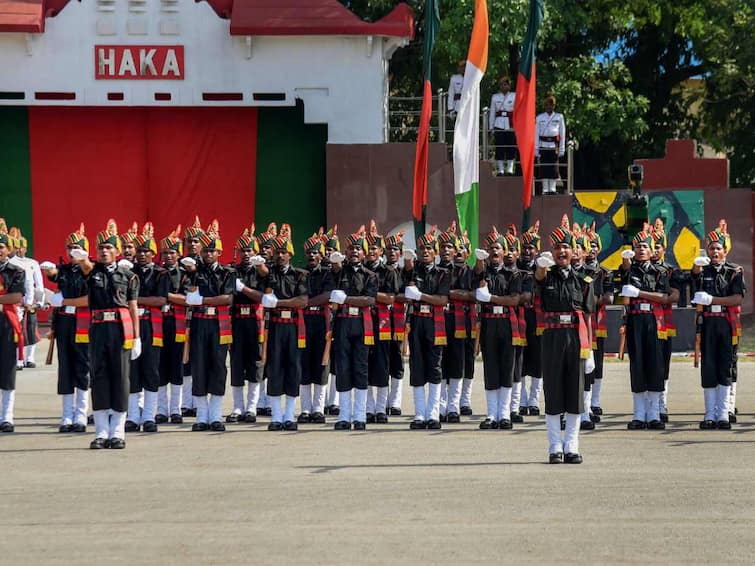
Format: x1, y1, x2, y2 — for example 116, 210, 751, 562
456, 230, 477, 416
72, 220, 140, 449
571, 225, 601, 430
41, 224, 91, 433
517, 222, 542, 415
260, 225, 308, 431
535, 224, 594, 464
329, 228, 378, 430
403, 228, 450, 430
691, 221, 745, 429
619, 228, 670, 430
254, 222, 279, 417
180, 216, 205, 417
228, 225, 268, 424
120, 221, 139, 264
322, 225, 342, 415
125, 223, 169, 433
298, 230, 335, 424
384, 231, 406, 415
649, 219, 680, 422
473, 227, 522, 430
179, 221, 235, 432
0, 221, 25, 433
437, 222, 474, 423
503, 226, 528, 423
156, 225, 188, 424
364, 221, 400, 424
583, 223, 613, 418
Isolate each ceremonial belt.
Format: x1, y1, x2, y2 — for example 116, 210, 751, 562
628, 299, 666, 340
480, 305, 523, 346
337, 305, 374, 346
411, 302, 447, 346
732, 306, 742, 346
539, 135, 558, 143
495, 110, 513, 118
534, 295, 545, 336
446, 300, 469, 339
55, 305, 91, 344
663, 304, 676, 337
232, 304, 265, 342
173, 306, 187, 343
392, 302, 406, 341
702, 306, 739, 345
136, 307, 164, 347
591, 304, 608, 349
543, 311, 591, 359
374, 304, 392, 341
270, 308, 306, 348
90, 308, 135, 349
192, 305, 232, 345
516, 306, 527, 346
0, 293, 24, 360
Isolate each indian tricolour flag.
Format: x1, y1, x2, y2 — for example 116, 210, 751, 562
453, 0, 488, 256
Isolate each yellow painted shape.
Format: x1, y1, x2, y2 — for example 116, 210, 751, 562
673, 226, 701, 270
575, 192, 616, 214
612, 205, 626, 228
602, 246, 627, 271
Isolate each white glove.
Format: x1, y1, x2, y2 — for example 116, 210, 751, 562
40, 261, 56, 271
474, 248, 489, 261
49, 292, 64, 308
249, 255, 266, 266
180, 257, 197, 267
117, 259, 133, 270
261, 293, 278, 309
185, 289, 203, 306
329, 289, 347, 305
694, 256, 711, 267
69, 249, 88, 261
585, 351, 596, 374
130, 337, 142, 361
329, 251, 345, 265
404, 285, 422, 301
475, 286, 492, 303
235, 278, 245, 293
621, 284, 640, 298
621, 249, 635, 260
536, 252, 555, 268
692, 291, 713, 306
402, 249, 417, 261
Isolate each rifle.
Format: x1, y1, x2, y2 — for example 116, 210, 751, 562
260, 287, 273, 366
401, 281, 415, 357
693, 304, 703, 368
321, 303, 336, 366
618, 296, 629, 360
182, 285, 197, 365
45, 331, 55, 365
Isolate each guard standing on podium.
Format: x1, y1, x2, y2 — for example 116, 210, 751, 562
535, 95, 566, 195
489, 76, 517, 176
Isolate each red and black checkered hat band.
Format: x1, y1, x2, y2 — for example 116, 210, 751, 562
304, 236, 325, 254
236, 235, 259, 252
437, 232, 460, 249
549, 227, 575, 247
631, 231, 654, 248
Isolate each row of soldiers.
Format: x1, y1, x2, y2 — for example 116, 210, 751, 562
0, 215, 745, 463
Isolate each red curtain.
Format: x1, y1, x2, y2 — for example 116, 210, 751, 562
28, 107, 258, 267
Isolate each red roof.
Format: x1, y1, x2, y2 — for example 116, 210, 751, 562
0, 0, 69, 33
202, 0, 414, 38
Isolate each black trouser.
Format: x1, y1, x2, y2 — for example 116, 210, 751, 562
265, 321, 301, 397
513, 346, 523, 384
130, 318, 160, 393
662, 337, 672, 382
732, 344, 738, 384
389, 341, 404, 379
89, 322, 130, 412
231, 316, 263, 386
159, 314, 183, 387
0, 314, 18, 390
701, 317, 734, 388
538, 148, 559, 178
493, 128, 517, 161
464, 338, 475, 379
408, 316, 442, 387
54, 313, 89, 394
23, 309, 39, 345
522, 308, 541, 378
442, 312, 465, 382
302, 313, 328, 386
368, 339, 391, 387
585, 336, 604, 385
480, 317, 514, 390
541, 328, 584, 415
334, 317, 368, 391
190, 317, 228, 397
627, 313, 664, 393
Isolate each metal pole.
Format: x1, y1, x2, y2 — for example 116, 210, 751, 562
438, 89, 446, 144
567, 140, 575, 195
481, 107, 489, 162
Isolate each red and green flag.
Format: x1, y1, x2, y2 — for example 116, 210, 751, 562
412, 0, 440, 240
513, 0, 543, 231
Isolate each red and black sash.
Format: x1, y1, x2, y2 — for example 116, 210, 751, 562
663, 305, 675, 338
412, 303, 447, 346
75, 309, 91, 344
149, 307, 164, 347
392, 302, 406, 341
0, 302, 24, 360
534, 295, 545, 336
173, 306, 187, 343
450, 300, 467, 339
376, 304, 392, 341
193, 305, 233, 345
270, 308, 306, 349
543, 311, 590, 359
628, 299, 667, 339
